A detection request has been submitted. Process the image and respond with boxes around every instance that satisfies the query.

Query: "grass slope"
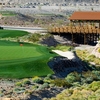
[0,30,29,38]
[0,40,56,78]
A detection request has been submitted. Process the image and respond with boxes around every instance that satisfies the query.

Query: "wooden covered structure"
[69,11,100,28]
[69,11,100,44]
[49,11,100,45]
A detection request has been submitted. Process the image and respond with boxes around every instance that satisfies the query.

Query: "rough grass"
[0,30,29,38]
[51,44,73,52]
[0,40,56,78]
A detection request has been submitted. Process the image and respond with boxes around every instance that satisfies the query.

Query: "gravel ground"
[75,44,95,53]
[28,87,64,100]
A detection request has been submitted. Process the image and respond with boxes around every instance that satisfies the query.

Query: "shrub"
[28,33,42,42]
[92,71,100,80]
[94,58,100,65]
[87,55,96,62]
[15,82,22,87]
[38,83,49,90]
[32,85,38,90]
[53,44,73,52]
[42,83,49,88]
[38,85,45,90]
[43,76,53,83]
[32,76,43,84]
[88,81,100,91]
[86,77,93,84]
[13,88,20,92]
[22,79,31,85]
[65,72,80,83]
[47,74,52,79]
[43,33,53,39]
[51,78,71,87]
[82,71,99,83]
[49,84,55,87]
[97,47,100,53]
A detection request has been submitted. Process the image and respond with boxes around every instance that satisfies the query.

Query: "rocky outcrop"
[40,36,58,46]
[48,56,90,78]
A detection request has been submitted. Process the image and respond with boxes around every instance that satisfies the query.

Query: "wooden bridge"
[49,11,100,45]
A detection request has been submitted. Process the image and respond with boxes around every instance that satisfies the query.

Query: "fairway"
[0,40,56,78]
[0,30,29,38]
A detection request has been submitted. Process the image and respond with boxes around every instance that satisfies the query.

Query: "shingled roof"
[69,11,100,20]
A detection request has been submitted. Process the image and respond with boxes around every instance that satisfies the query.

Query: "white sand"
[52,50,77,60]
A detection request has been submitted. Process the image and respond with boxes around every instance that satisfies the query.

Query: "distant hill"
[1,0,100,5]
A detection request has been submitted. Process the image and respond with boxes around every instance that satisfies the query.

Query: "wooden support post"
[93,34,94,44]
[99,22,100,29]
[72,33,74,44]
[84,33,86,44]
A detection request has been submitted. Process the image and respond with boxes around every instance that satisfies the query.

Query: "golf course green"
[0,30,56,78]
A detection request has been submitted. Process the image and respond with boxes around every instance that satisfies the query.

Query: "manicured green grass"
[0,40,56,78]
[0,11,16,16]
[0,30,29,38]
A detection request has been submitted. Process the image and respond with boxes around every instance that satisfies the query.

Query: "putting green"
[0,40,56,78]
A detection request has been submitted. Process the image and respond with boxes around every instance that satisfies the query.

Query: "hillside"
[5,0,100,4]
[0,12,68,27]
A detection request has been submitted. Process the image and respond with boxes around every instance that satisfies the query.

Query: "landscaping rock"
[48,56,89,78]
[40,36,58,46]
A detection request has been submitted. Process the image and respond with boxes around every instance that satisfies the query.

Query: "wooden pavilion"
[69,11,100,44]
[49,11,100,45]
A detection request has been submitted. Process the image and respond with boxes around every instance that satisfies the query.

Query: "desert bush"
[15,82,22,87]
[22,79,31,85]
[43,76,53,83]
[13,88,20,92]
[37,83,49,90]
[38,85,45,90]
[38,83,49,90]
[32,85,38,90]
[92,71,100,80]
[88,95,97,100]
[54,44,73,52]
[49,84,55,87]
[65,72,81,83]
[47,74,52,79]
[50,97,56,100]
[97,47,100,53]
[50,81,100,100]
[51,78,71,87]
[28,33,42,42]
[43,33,53,39]
[86,77,93,84]
[87,55,96,62]
[43,83,49,88]
[82,71,98,83]
[76,49,89,60]
[95,89,100,97]
[94,58,100,65]
[32,76,43,84]
[88,81,100,91]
